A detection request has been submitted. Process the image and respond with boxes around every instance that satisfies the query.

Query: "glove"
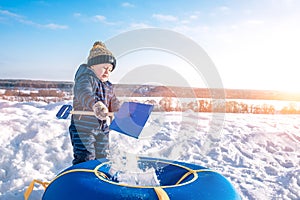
[93,101,108,120]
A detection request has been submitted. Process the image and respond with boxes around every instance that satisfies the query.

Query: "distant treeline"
[1,92,299,114]
[117,85,300,101]
[157,97,300,114]
[1,79,300,101]
[1,78,300,99]
[0,79,73,91]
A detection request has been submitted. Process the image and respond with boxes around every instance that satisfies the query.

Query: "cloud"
[94,15,106,22]
[152,14,178,22]
[217,6,230,13]
[73,13,82,18]
[0,9,68,30]
[73,13,117,26]
[129,22,152,29]
[0,9,22,18]
[43,23,68,30]
[189,15,199,20]
[93,15,116,25]
[121,2,135,8]
[209,6,231,17]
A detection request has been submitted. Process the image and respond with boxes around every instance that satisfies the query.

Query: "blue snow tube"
[42,157,241,200]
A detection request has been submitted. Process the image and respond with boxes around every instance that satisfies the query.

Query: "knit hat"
[87,41,116,70]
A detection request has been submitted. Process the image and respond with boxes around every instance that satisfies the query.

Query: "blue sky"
[1,0,300,92]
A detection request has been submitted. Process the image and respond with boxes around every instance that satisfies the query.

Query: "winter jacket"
[70,64,120,134]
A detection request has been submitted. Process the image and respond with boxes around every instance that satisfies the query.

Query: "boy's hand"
[93,101,108,120]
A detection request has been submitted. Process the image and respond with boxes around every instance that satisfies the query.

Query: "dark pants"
[69,123,109,165]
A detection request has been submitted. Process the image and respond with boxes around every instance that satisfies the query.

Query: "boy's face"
[91,63,113,82]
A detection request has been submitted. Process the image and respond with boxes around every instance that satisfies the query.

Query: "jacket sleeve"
[73,75,96,110]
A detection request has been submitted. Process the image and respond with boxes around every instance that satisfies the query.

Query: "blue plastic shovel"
[56,102,154,139]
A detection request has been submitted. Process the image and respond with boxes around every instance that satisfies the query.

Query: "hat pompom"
[92,41,106,49]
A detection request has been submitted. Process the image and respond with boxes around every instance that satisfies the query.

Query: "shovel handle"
[56,105,113,119]
[56,105,73,119]
[70,110,114,117]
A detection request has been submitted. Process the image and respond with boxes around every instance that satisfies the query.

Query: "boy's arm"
[73,76,96,110]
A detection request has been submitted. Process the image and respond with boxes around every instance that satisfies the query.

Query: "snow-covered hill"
[0,100,299,199]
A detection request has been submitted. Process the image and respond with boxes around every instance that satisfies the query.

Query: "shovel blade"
[110,102,154,139]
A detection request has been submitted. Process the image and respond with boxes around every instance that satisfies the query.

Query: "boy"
[69,41,120,165]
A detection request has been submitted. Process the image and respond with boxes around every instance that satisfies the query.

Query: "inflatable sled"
[37,157,240,200]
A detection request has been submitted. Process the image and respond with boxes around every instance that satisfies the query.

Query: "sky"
[1,0,300,92]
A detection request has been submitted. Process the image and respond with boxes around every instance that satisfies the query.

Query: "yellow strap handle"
[24,168,109,200]
[176,169,213,185]
[154,169,213,200]
[154,187,170,200]
[24,179,49,200]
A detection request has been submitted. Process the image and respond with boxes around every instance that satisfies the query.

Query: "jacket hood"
[74,64,97,81]
[74,64,112,86]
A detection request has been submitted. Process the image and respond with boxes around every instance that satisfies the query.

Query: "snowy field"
[0,100,299,200]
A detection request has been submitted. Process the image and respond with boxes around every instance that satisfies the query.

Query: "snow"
[0,99,299,200]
